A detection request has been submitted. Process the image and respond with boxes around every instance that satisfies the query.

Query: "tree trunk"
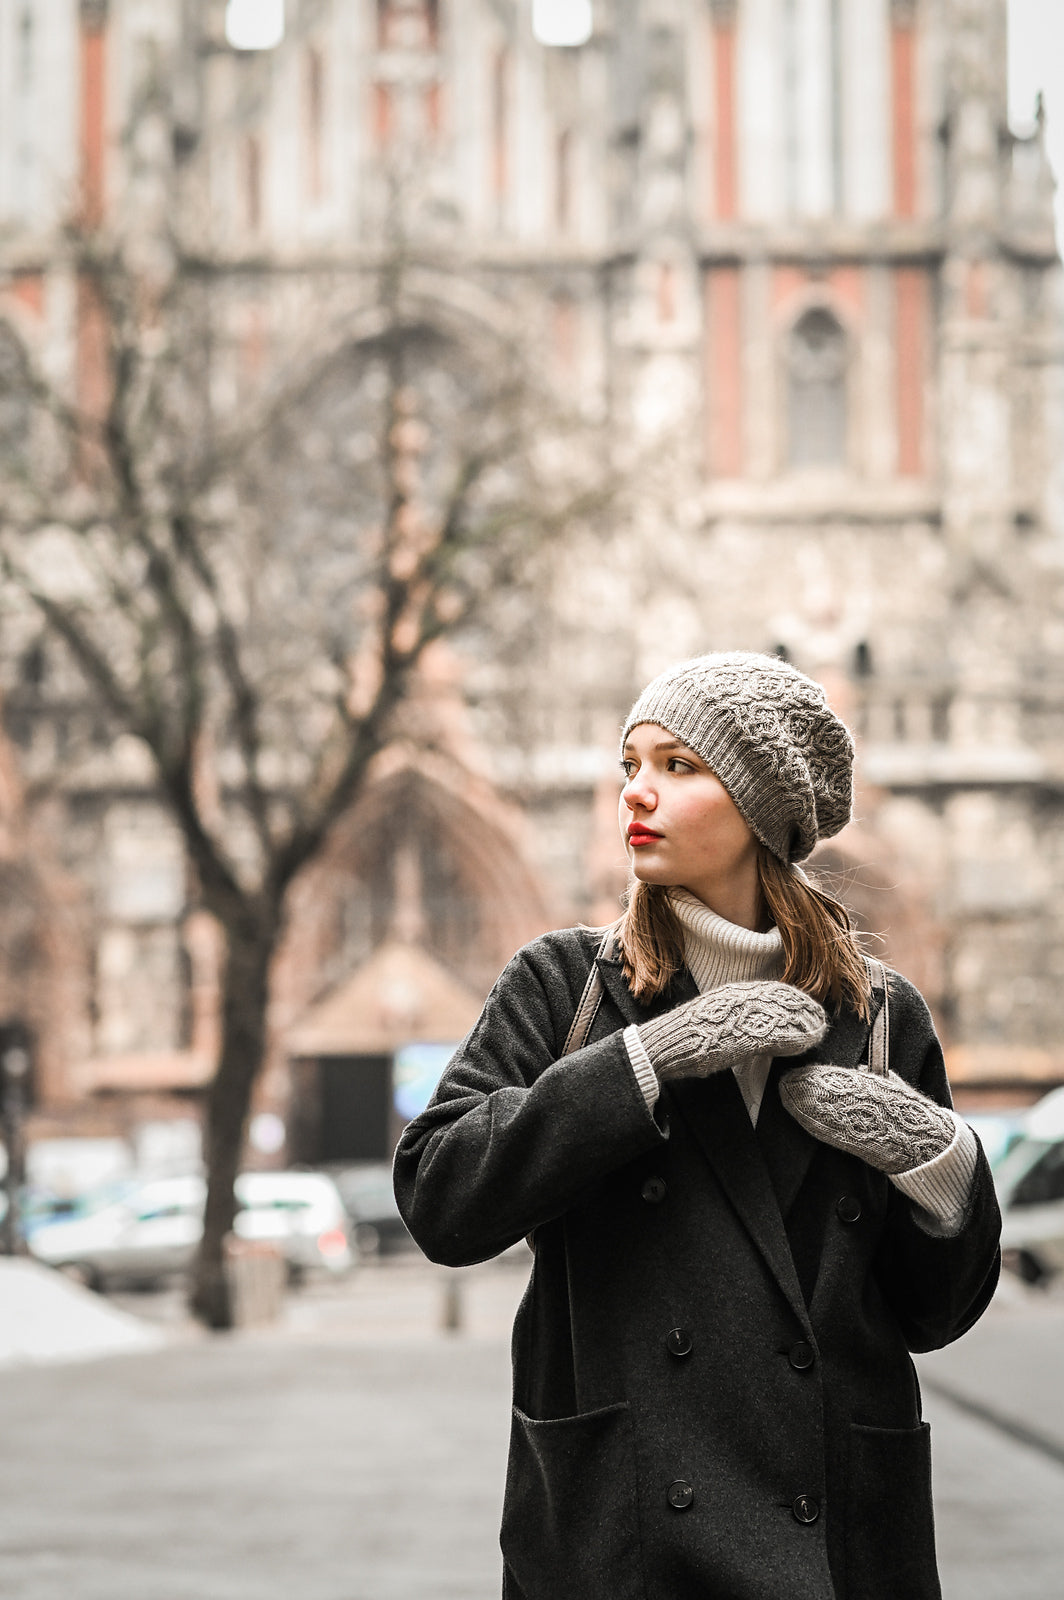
[188,917,276,1328]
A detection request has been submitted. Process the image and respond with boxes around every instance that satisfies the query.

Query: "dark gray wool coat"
[393,928,1002,1600]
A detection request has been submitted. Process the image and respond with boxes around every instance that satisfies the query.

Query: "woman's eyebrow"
[622,738,694,755]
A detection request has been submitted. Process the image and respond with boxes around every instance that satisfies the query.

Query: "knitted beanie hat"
[621,651,854,863]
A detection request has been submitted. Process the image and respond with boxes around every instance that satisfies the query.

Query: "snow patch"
[0,1259,166,1367]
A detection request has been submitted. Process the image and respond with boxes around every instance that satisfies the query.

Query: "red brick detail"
[12,274,44,319]
[828,266,864,317]
[705,266,743,477]
[79,12,107,226]
[712,14,737,220]
[552,294,576,377]
[241,306,266,384]
[76,274,109,430]
[772,265,807,314]
[964,260,987,320]
[373,83,394,149]
[426,81,442,139]
[890,15,916,217]
[895,267,924,478]
[657,262,676,324]
[305,48,324,202]
[492,51,509,199]
[773,267,862,326]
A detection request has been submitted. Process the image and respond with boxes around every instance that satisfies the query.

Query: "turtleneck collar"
[668,888,784,994]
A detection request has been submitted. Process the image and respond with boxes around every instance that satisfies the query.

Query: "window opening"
[787,307,848,469]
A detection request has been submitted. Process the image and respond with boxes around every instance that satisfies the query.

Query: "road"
[0,1258,1061,1600]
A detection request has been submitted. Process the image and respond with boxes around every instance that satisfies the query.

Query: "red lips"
[627,823,662,845]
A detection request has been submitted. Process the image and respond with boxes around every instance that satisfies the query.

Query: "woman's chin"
[630,859,673,887]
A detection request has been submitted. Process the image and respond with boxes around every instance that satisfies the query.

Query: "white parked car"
[30,1170,354,1291]
[995,1087,1064,1284]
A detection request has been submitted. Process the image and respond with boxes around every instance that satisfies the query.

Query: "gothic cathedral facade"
[0,0,1061,1136]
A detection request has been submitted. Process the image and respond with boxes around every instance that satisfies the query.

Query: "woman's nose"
[624,774,656,811]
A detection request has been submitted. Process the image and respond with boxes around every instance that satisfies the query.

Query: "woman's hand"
[636,981,828,1082]
[779,1064,955,1173]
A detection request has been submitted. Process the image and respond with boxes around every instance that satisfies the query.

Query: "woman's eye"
[620,760,636,779]
[668,758,695,774]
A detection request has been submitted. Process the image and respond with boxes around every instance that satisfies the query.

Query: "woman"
[393,651,1001,1600]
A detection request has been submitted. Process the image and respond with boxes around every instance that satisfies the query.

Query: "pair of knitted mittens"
[636,982,954,1175]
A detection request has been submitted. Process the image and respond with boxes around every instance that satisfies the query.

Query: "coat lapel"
[593,954,697,1029]
[754,1059,819,1219]
[756,983,887,1218]
[669,1071,813,1331]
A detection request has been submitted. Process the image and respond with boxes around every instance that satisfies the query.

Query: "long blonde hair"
[618,846,872,1020]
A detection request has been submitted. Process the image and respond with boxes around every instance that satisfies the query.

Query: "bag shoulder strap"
[565,934,890,1070]
[562,921,621,1057]
[864,955,890,1077]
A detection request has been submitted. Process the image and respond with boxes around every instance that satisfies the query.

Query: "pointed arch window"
[787,307,848,469]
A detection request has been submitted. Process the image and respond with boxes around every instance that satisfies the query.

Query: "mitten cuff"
[634,1008,699,1078]
[624,1025,661,1110]
[890,1114,979,1238]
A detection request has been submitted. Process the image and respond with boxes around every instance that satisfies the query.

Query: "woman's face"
[619,723,760,917]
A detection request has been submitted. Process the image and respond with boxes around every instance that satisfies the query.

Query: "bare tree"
[0,204,606,1322]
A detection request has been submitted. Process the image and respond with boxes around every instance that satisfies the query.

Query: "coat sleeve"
[871,976,1002,1353]
[392,933,669,1267]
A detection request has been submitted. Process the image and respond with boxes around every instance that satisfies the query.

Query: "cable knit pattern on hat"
[621,652,854,862]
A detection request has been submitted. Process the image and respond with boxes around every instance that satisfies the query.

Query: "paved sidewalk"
[0,1262,1061,1600]
[0,1333,511,1600]
[917,1279,1064,1600]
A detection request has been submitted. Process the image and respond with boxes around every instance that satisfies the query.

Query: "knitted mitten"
[636,981,828,1083]
[778,1064,955,1174]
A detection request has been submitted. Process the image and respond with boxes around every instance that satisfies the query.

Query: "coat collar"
[596,952,886,1324]
[594,951,698,1026]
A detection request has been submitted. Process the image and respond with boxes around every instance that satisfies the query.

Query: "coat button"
[792,1494,820,1524]
[641,1177,667,1204]
[788,1340,815,1371]
[837,1195,862,1224]
[667,1480,694,1510]
[665,1328,693,1358]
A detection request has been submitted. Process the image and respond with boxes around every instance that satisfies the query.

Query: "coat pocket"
[501,1401,644,1600]
[845,1421,940,1600]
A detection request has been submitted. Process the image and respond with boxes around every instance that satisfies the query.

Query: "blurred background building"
[1,0,1062,1165]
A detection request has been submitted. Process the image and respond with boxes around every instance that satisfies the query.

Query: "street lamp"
[1,1036,31,1257]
